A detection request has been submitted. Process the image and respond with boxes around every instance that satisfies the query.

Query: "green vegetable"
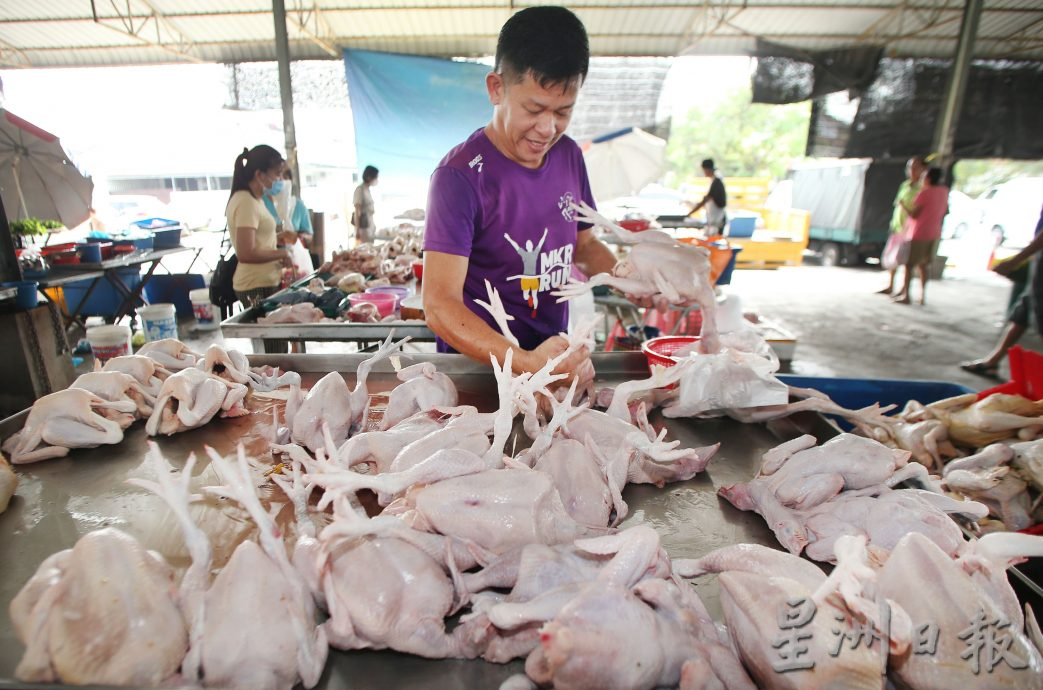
[8,218,63,236]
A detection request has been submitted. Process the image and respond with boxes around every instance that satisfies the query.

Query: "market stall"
[38,246,200,331]
[0,352,797,687]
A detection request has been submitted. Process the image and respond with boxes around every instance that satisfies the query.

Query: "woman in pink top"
[894,167,948,305]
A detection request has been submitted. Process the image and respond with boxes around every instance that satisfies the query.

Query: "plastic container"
[2,280,39,310]
[412,260,424,281]
[143,273,206,316]
[365,285,410,309]
[977,346,1043,401]
[641,336,701,371]
[348,292,396,318]
[152,226,183,248]
[77,243,102,263]
[136,303,177,342]
[777,375,973,413]
[717,246,743,285]
[64,267,143,317]
[86,324,132,363]
[190,288,219,329]
[727,217,756,238]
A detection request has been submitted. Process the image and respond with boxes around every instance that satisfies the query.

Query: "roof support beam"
[287,2,340,58]
[932,0,982,172]
[273,0,301,196]
[89,0,204,64]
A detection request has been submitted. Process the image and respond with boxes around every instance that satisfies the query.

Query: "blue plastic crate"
[143,273,206,316]
[63,267,143,317]
[778,375,972,429]
[728,216,756,238]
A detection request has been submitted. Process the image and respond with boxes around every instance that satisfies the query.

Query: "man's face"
[907,158,925,182]
[703,166,714,178]
[487,71,579,169]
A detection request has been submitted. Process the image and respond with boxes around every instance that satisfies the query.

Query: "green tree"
[666,86,810,185]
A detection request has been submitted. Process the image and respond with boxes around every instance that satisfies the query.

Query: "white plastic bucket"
[86,325,132,363]
[190,288,219,330]
[136,303,177,342]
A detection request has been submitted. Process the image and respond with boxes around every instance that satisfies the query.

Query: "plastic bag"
[881,233,910,270]
[288,238,313,279]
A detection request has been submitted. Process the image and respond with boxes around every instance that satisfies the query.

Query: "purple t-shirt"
[424,128,595,352]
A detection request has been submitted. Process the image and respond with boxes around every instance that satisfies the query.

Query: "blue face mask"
[267,179,285,195]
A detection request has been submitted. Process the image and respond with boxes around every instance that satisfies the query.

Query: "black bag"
[210,228,239,309]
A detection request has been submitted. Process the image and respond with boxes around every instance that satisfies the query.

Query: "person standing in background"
[878,155,925,296]
[893,166,948,305]
[352,165,379,245]
[686,158,727,236]
[225,145,292,307]
[264,168,315,269]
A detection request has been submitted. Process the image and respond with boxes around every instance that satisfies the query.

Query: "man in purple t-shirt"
[423,6,618,383]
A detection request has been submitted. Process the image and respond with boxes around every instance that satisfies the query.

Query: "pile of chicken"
[1,339,300,465]
[320,236,420,292]
[838,390,1043,533]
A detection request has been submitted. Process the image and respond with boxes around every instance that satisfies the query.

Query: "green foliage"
[666,86,811,185]
[8,218,63,236]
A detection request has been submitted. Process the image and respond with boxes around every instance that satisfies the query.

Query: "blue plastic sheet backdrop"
[343,49,490,181]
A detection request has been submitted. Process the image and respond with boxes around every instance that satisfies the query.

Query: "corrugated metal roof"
[0,0,1040,67]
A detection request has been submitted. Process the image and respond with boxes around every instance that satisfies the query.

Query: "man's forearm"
[425,296,541,373]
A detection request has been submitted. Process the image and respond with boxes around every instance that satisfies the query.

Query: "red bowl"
[412,260,424,281]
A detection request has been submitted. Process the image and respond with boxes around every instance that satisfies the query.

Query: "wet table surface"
[0,352,818,690]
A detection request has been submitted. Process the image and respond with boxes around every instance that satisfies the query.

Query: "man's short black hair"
[701,158,716,171]
[926,167,942,185]
[362,165,379,183]
[495,6,589,89]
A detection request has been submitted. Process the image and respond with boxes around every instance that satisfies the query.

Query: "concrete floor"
[166,262,1041,394]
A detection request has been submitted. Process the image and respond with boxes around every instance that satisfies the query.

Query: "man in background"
[686,158,727,235]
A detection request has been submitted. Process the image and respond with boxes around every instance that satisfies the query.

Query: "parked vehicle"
[789,158,905,266]
[974,177,1043,250]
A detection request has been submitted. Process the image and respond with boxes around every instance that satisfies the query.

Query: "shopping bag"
[882,233,909,270]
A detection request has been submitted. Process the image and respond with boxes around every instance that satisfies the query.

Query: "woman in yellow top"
[225,145,295,307]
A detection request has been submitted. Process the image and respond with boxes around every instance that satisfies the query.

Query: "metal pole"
[272,0,301,196]
[931,0,983,179]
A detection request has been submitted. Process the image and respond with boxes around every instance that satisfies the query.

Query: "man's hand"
[625,292,655,309]
[993,258,1020,278]
[528,335,591,389]
[277,229,298,246]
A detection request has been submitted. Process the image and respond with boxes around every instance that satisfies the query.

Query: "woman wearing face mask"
[225,145,294,307]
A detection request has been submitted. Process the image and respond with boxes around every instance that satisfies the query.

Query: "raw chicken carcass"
[71,370,156,421]
[554,201,721,353]
[199,446,328,689]
[290,333,407,452]
[676,538,902,690]
[387,466,608,555]
[0,451,17,513]
[258,303,325,324]
[2,388,134,464]
[137,338,201,371]
[951,473,1034,532]
[333,409,447,473]
[197,344,301,392]
[308,500,480,658]
[878,531,1043,690]
[561,404,718,487]
[9,528,187,686]
[145,367,249,436]
[925,392,1043,447]
[97,354,169,394]
[380,362,459,430]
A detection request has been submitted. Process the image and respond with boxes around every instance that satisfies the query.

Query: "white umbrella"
[0,109,93,227]
[581,127,666,204]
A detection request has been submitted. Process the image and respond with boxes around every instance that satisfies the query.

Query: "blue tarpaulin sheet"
[343,49,490,181]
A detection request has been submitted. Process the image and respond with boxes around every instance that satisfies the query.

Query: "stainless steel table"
[219,275,434,352]
[0,352,829,689]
